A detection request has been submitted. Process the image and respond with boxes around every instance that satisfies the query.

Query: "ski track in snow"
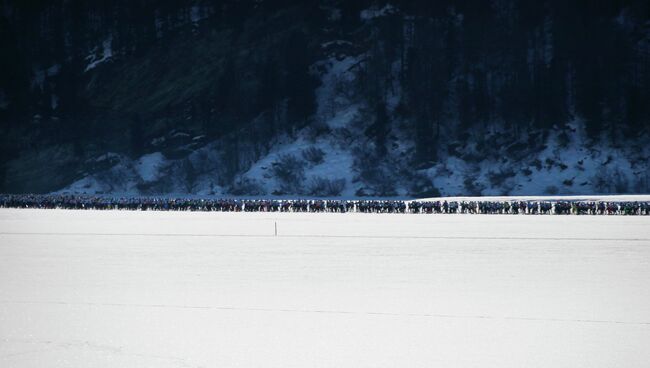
[0,300,647,326]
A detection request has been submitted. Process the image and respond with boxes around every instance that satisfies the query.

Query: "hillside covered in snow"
[1,1,649,197]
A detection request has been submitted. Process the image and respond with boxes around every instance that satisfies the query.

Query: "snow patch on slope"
[425,122,650,196]
[63,152,169,195]
[315,56,360,122]
[135,152,167,182]
[238,55,365,196]
[241,134,356,196]
[85,36,113,72]
[56,49,650,198]
[60,54,368,197]
[361,4,397,20]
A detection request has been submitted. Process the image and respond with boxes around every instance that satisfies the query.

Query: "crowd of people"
[1,194,649,215]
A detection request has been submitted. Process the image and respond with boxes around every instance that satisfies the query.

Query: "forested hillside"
[1,0,649,196]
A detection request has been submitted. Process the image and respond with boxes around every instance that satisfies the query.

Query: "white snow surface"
[1,209,649,367]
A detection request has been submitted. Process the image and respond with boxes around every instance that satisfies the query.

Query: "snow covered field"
[1,209,649,368]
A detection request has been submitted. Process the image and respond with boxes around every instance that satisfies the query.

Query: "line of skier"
[1,194,649,215]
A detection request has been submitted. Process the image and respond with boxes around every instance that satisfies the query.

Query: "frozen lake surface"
[1,209,649,367]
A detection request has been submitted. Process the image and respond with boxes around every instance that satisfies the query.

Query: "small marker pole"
[275,221,277,236]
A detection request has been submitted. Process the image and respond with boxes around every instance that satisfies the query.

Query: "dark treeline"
[355,0,650,163]
[1,0,320,137]
[0,0,323,191]
[0,0,649,192]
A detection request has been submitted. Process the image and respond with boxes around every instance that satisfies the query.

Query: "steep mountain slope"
[1,1,649,196]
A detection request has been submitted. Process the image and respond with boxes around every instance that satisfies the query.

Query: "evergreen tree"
[284,30,317,132]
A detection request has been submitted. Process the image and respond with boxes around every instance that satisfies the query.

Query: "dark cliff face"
[1,1,649,195]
